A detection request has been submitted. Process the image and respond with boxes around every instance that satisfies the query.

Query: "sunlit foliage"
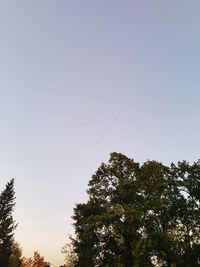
[71,153,200,267]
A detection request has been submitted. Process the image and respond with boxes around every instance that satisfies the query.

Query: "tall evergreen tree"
[0,179,17,267]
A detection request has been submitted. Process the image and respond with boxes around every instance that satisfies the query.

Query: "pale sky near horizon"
[1,1,200,266]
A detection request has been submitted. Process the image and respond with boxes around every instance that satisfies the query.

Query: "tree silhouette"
[0,179,17,267]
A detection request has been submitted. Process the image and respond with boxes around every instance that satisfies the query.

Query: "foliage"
[62,242,77,267]
[0,179,17,267]
[8,241,23,267]
[20,257,32,267]
[21,251,51,267]
[71,153,200,267]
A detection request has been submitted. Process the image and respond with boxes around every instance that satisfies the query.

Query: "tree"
[71,152,200,267]
[31,251,51,267]
[72,153,147,266]
[21,251,51,267]
[61,242,77,267]
[20,257,32,267]
[8,241,23,267]
[0,179,17,267]
[170,161,200,266]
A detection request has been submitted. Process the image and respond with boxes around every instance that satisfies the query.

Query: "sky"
[0,1,200,266]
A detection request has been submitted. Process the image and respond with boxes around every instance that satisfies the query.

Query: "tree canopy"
[71,153,200,267]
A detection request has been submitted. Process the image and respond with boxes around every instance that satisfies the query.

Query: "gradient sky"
[0,1,200,266]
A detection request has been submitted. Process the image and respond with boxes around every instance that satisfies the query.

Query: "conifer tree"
[0,179,17,267]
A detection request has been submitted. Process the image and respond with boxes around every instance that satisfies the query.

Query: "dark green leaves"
[72,153,200,267]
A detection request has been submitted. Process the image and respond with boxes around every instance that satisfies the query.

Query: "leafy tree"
[20,257,32,267]
[138,160,180,266]
[8,241,23,267]
[72,153,147,266]
[71,153,200,267]
[62,242,77,267]
[0,179,17,267]
[31,251,51,267]
[170,161,200,266]
[21,251,51,267]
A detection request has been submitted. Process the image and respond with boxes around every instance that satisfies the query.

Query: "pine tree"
[0,179,17,267]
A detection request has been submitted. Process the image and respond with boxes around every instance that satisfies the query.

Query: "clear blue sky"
[0,1,200,266]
